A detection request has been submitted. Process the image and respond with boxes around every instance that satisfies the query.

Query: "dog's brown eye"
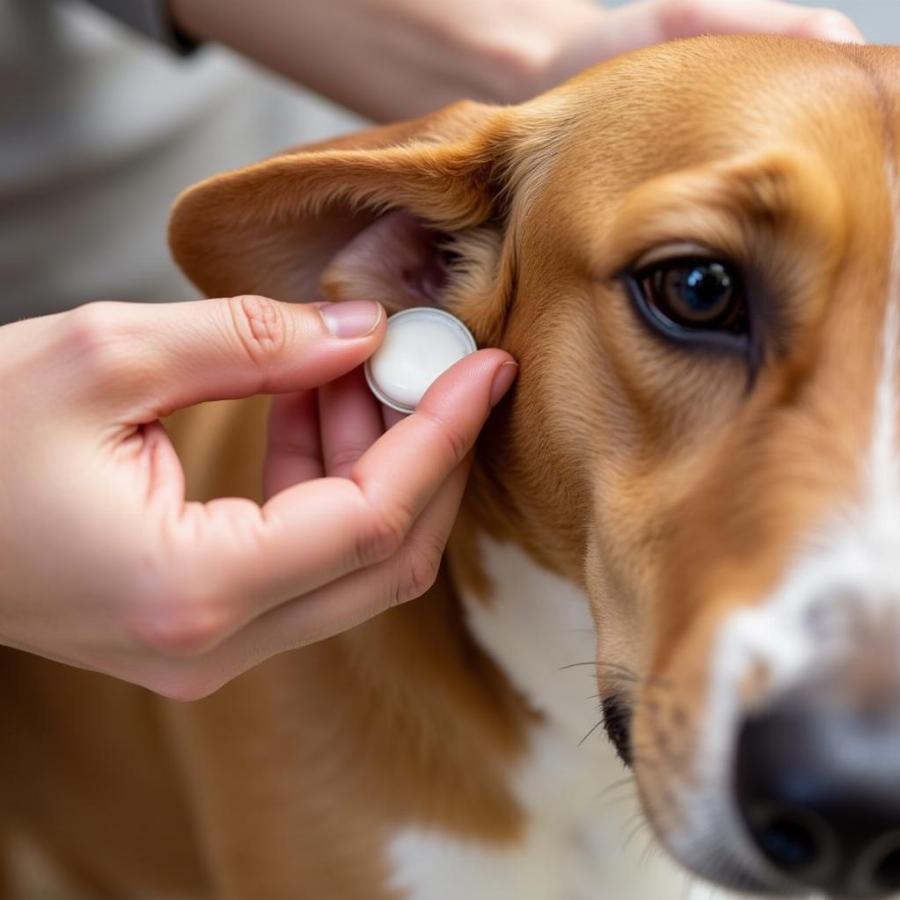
[648,261,737,326]
[642,260,743,330]
[624,257,749,353]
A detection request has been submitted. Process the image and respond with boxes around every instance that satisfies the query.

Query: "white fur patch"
[674,166,900,887]
[460,538,602,739]
[388,538,708,900]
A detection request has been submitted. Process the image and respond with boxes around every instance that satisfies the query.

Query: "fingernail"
[320,301,383,338]
[489,361,518,407]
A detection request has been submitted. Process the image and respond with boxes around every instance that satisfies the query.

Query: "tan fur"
[5,36,900,898]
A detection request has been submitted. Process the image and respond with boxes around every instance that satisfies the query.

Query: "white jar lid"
[364,307,478,414]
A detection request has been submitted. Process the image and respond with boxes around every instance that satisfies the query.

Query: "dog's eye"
[646,260,738,326]
[626,257,748,345]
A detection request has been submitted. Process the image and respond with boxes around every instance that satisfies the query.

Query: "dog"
[3,33,900,900]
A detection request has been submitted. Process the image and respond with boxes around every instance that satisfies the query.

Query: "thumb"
[78,296,386,417]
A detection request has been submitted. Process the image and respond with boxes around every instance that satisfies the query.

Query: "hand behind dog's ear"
[169,100,523,337]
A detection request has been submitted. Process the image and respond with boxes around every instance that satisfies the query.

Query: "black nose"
[735,691,900,899]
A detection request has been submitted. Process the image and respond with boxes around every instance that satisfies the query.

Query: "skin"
[170,0,864,121]
[0,295,516,698]
[0,0,862,698]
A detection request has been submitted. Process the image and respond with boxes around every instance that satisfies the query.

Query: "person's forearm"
[168,0,863,123]
[168,0,602,121]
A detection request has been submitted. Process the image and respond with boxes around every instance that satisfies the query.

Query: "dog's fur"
[3,35,900,899]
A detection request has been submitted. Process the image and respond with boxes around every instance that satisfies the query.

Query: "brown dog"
[4,34,900,900]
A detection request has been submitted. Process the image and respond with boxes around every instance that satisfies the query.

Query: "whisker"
[597,774,635,800]
[624,815,650,851]
[559,661,676,694]
[601,791,641,810]
[597,780,638,799]
[559,660,640,681]
[640,833,661,868]
[578,717,605,748]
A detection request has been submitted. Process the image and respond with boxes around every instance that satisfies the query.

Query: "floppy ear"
[168,100,519,342]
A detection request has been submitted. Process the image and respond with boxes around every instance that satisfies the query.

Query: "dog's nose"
[735,690,900,899]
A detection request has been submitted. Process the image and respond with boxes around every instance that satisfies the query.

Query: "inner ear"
[320,210,511,345]
[321,211,452,310]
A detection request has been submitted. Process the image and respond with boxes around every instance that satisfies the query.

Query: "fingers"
[646,0,863,44]
[132,349,516,657]
[58,296,386,419]
[263,390,323,497]
[246,348,514,600]
[349,351,517,526]
[264,367,384,499]
[263,363,417,498]
[797,9,865,44]
[124,456,472,700]
[544,0,863,95]
[318,367,385,478]
[381,406,407,430]
[249,457,473,658]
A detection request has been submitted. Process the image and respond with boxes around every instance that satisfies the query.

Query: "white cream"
[365,308,477,413]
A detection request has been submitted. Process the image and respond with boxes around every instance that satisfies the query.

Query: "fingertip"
[374,349,517,430]
[442,347,517,382]
[489,360,519,408]
[802,9,865,44]
[418,348,517,417]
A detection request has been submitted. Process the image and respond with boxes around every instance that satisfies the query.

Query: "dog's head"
[171,36,900,898]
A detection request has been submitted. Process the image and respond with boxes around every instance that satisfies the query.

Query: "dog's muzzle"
[734,683,900,899]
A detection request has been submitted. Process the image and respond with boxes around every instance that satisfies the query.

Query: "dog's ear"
[169,100,522,340]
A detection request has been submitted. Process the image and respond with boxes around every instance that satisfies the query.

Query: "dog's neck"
[446,421,600,741]
[449,530,598,738]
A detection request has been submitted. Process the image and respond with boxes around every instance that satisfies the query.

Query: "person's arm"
[167,0,863,122]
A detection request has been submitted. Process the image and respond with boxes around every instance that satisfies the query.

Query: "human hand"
[172,0,863,121]
[528,0,865,99]
[0,296,516,698]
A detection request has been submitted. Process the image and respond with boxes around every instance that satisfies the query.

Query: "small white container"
[364,307,478,414]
